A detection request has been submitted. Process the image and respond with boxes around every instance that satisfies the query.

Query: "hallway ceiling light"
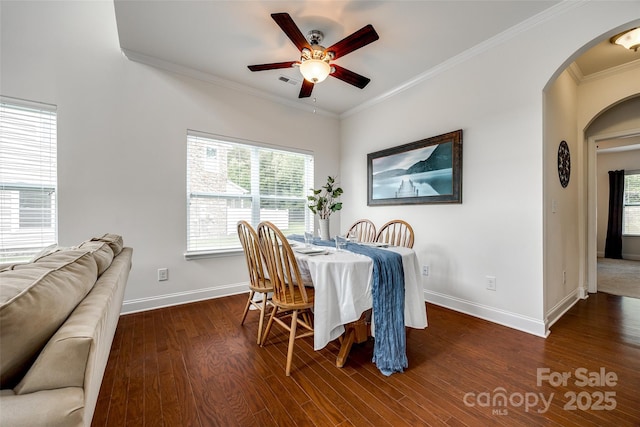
[610,27,640,51]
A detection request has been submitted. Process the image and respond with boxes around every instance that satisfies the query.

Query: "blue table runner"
[289,235,407,375]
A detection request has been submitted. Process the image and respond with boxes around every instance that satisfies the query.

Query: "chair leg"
[240,290,255,325]
[285,310,298,376]
[261,305,278,347]
[256,292,268,344]
[301,311,312,328]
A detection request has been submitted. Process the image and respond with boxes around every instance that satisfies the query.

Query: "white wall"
[341,1,640,336]
[0,1,341,311]
[543,70,579,318]
[587,96,640,136]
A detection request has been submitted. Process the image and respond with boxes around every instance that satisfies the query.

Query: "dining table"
[288,236,428,375]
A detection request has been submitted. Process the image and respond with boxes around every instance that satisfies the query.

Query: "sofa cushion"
[90,233,123,257]
[29,243,61,262]
[76,240,114,276]
[0,249,98,388]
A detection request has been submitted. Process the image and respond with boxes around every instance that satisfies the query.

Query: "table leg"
[336,328,355,367]
[335,309,371,367]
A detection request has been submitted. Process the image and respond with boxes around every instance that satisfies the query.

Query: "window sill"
[184,248,243,260]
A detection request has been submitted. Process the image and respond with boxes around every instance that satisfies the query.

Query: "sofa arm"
[0,387,84,427]
[14,248,132,396]
[14,332,92,394]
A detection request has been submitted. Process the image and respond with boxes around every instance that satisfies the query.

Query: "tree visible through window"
[623,171,640,236]
[186,131,314,253]
[0,97,57,262]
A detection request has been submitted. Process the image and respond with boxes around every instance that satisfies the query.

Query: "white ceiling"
[573,37,640,77]
[114,0,640,117]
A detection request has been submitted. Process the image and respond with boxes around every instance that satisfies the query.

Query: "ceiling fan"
[248,13,379,98]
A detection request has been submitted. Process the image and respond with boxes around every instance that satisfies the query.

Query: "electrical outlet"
[422,265,430,276]
[486,275,496,291]
[563,270,566,285]
[158,268,168,281]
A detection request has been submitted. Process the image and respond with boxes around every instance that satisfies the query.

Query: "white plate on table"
[294,247,328,256]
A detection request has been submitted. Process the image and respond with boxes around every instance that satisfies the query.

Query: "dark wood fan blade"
[271,13,310,51]
[298,79,314,98]
[248,61,297,71]
[330,64,371,89]
[325,24,379,59]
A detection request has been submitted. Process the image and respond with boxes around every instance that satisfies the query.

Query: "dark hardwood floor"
[92,292,640,426]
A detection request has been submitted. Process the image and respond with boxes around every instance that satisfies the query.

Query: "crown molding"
[566,62,583,85]
[576,58,640,85]
[341,0,588,118]
[121,1,592,121]
[121,48,338,119]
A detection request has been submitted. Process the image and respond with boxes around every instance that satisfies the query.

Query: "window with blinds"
[0,97,57,263]
[624,171,640,236]
[186,131,314,255]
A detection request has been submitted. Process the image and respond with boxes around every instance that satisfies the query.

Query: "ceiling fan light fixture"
[248,13,379,98]
[610,27,640,51]
[299,58,331,83]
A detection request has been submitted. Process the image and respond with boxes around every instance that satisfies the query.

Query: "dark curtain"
[604,170,625,259]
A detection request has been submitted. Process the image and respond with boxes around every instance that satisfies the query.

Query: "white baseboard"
[424,290,548,338]
[578,286,588,299]
[545,289,582,331]
[121,282,248,314]
[124,284,561,339]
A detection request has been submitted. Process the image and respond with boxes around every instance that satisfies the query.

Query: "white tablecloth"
[293,244,428,350]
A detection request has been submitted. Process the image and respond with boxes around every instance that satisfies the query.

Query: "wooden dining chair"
[346,219,377,243]
[237,221,274,344]
[257,221,314,376]
[376,219,415,248]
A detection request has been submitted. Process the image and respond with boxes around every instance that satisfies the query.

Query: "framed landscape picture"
[367,129,462,205]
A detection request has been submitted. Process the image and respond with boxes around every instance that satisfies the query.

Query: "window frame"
[0,96,58,263]
[185,131,314,259]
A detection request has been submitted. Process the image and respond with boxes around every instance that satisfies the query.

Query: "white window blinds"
[186,131,314,254]
[624,171,640,236]
[0,97,57,263]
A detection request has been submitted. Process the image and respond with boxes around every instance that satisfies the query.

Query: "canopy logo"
[462,367,618,416]
[463,388,553,415]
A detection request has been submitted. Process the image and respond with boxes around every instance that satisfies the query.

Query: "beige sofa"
[0,234,132,427]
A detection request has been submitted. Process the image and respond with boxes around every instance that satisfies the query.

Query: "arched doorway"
[585,96,640,295]
[543,20,640,330]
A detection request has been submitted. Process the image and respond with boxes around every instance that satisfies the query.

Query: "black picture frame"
[367,129,463,206]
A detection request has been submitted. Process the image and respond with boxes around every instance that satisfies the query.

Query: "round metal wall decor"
[557,140,570,188]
